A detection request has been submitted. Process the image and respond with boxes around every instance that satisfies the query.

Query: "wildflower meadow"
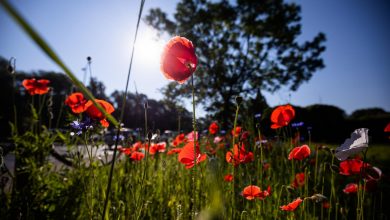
[1,0,389,220]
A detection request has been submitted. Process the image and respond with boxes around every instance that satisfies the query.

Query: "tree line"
[1,57,389,144]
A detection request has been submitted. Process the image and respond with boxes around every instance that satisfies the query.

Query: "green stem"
[101,1,146,218]
[231,101,240,219]
[191,74,197,219]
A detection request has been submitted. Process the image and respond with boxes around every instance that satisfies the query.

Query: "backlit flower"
[167,148,182,155]
[186,131,198,142]
[339,158,369,176]
[242,185,262,200]
[65,92,89,113]
[288,145,311,160]
[160,36,197,84]
[224,174,233,182]
[384,122,390,132]
[178,141,207,169]
[209,122,219,135]
[172,133,187,147]
[22,78,50,95]
[149,142,167,155]
[270,104,295,129]
[130,152,145,161]
[85,99,115,127]
[343,183,358,194]
[226,143,254,166]
[292,172,305,188]
[231,126,242,138]
[280,197,303,211]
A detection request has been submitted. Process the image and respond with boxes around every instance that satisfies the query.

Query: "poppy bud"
[331,164,339,173]
[7,65,14,74]
[235,96,243,106]
[286,185,295,193]
[7,57,16,74]
[87,56,92,62]
[309,194,327,203]
[147,131,153,141]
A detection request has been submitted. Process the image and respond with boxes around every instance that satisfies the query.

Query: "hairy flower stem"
[357,149,368,220]
[136,105,151,220]
[256,126,263,186]
[191,74,197,218]
[328,155,336,220]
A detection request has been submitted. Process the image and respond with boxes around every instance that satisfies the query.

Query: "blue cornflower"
[291,122,304,128]
[70,117,93,135]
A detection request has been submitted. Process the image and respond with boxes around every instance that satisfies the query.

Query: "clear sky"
[1,0,389,116]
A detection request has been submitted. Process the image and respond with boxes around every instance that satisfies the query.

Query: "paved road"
[1,144,119,193]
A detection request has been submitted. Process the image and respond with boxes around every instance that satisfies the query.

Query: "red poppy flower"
[178,141,207,169]
[263,162,270,171]
[322,201,330,209]
[65,92,89,113]
[280,197,303,211]
[242,185,262,200]
[118,146,132,156]
[132,141,143,152]
[339,158,369,176]
[292,172,305,188]
[22,78,50,95]
[343,183,358,194]
[205,145,217,155]
[241,131,250,140]
[231,126,242,138]
[149,142,166,155]
[226,143,254,166]
[288,145,311,160]
[385,122,390,132]
[257,186,272,200]
[172,133,187,147]
[85,99,115,127]
[186,131,198,142]
[167,148,182,155]
[130,151,145,161]
[209,122,219,135]
[270,104,295,129]
[224,174,234,182]
[160,36,197,84]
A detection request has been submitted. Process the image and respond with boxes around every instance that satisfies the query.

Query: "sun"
[134,27,165,66]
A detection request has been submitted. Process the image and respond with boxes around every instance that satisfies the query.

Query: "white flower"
[335,128,369,161]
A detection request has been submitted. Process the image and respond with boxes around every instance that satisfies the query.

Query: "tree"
[109,90,193,132]
[0,56,74,140]
[87,77,108,100]
[146,0,326,127]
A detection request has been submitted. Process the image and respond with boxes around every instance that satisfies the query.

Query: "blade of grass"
[102,0,146,218]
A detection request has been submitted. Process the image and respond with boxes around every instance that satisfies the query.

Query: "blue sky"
[1,0,389,116]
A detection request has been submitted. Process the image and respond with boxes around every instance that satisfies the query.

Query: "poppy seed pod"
[235,96,243,105]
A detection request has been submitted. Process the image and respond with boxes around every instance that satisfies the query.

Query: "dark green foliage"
[145,0,326,127]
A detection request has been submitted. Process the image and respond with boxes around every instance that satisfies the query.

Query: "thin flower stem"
[328,155,335,220]
[102,1,146,218]
[191,74,197,219]
[231,101,240,219]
